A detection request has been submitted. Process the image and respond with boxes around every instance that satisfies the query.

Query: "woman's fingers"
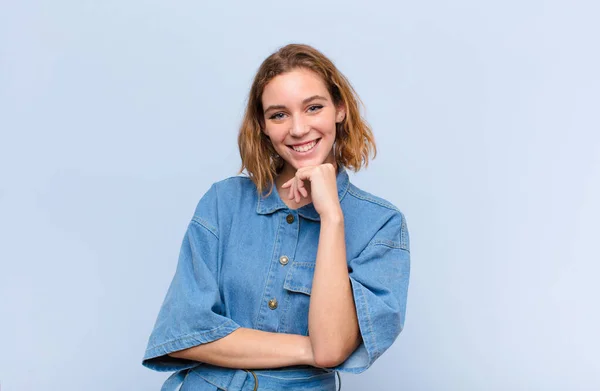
[294,180,301,203]
[298,182,308,198]
[282,169,312,203]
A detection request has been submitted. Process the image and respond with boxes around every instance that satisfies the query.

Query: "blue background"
[1,0,599,389]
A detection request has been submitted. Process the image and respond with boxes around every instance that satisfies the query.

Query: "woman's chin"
[293,159,323,169]
[282,152,333,172]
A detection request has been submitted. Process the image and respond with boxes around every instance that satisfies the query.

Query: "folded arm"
[309,213,362,367]
[168,327,315,369]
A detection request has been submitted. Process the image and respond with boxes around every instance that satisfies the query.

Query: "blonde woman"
[142,43,411,391]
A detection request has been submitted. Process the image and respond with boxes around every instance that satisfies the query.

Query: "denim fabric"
[142,165,411,390]
[178,365,337,391]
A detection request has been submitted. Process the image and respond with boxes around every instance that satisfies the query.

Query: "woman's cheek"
[309,115,335,132]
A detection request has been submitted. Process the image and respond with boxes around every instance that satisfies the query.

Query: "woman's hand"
[281,163,342,220]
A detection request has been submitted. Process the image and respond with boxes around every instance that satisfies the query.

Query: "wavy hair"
[237,43,377,196]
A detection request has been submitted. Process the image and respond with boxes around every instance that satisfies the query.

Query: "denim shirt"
[142,165,411,390]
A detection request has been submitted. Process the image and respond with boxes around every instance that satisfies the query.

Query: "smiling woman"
[259,68,344,205]
[142,43,411,391]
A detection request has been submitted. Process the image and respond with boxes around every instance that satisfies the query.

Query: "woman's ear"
[335,104,346,123]
[259,116,270,137]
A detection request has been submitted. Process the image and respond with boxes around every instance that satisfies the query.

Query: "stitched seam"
[285,286,311,295]
[190,217,219,239]
[284,262,314,294]
[357,279,380,360]
[291,262,315,269]
[254,212,283,327]
[258,368,328,374]
[146,320,237,351]
[370,240,410,252]
[338,175,349,203]
[400,212,409,250]
[187,371,226,391]
[346,186,400,212]
[256,372,333,380]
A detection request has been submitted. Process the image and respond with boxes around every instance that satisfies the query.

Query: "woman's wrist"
[320,209,344,225]
[299,335,316,366]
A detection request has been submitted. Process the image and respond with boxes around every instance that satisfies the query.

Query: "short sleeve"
[332,211,411,374]
[142,184,241,372]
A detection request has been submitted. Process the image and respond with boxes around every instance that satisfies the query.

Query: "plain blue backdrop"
[1,0,599,390]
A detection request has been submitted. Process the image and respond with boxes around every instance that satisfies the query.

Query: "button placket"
[276,210,300,333]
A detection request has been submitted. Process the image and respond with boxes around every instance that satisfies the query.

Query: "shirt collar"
[256,165,350,221]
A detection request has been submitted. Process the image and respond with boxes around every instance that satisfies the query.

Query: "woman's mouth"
[288,138,321,153]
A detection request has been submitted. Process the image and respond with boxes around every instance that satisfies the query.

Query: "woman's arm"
[309,212,362,367]
[168,327,315,369]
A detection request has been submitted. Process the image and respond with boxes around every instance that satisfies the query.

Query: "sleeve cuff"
[331,276,380,374]
[142,318,241,372]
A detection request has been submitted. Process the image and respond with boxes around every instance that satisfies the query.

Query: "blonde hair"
[237,43,377,196]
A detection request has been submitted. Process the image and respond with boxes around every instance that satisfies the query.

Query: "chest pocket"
[283,262,315,295]
[281,262,315,335]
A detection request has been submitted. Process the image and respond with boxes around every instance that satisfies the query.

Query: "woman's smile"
[288,138,322,154]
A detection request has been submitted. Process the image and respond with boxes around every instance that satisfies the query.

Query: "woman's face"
[261,68,345,176]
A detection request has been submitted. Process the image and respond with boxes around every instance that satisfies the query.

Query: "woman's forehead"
[262,68,330,106]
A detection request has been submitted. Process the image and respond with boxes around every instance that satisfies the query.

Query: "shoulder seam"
[190,216,219,240]
[370,238,410,251]
[346,185,400,212]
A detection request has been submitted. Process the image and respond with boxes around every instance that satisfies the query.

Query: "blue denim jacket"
[142,165,410,390]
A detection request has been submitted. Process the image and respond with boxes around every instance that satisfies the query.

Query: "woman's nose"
[289,117,310,137]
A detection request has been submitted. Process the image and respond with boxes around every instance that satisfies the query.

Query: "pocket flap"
[283,262,315,295]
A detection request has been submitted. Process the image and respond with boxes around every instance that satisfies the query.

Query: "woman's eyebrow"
[264,95,329,114]
[302,94,328,104]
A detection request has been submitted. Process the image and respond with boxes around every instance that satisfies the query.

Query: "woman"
[142,43,411,391]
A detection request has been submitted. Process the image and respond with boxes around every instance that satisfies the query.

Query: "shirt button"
[279,255,289,265]
[286,214,295,224]
[268,298,278,310]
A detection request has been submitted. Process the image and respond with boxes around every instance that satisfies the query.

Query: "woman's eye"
[269,112,285,120]
[308,105,323,112]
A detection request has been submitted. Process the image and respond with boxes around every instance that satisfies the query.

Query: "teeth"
[292,139,317,152]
